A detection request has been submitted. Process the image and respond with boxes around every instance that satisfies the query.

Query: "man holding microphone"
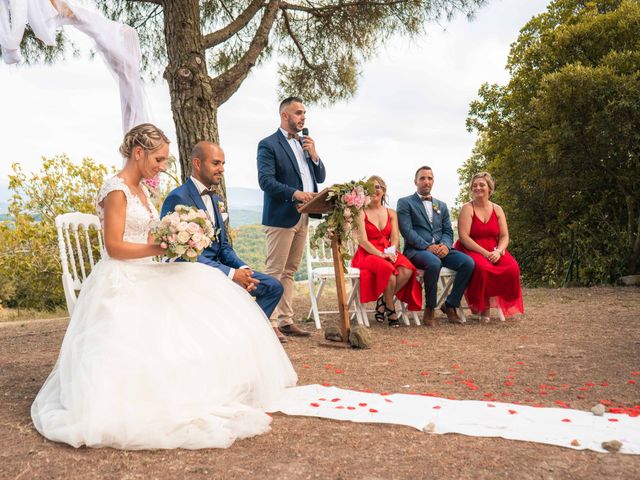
[257,96,327,342]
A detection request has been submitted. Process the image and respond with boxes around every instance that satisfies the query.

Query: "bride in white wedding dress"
[31,124,297,450]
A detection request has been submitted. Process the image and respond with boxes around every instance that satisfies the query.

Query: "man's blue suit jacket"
[397,192,454,258]
[160,179,245,276]
[257,130,326,228]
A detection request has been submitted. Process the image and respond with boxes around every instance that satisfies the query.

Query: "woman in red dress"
[454,172,524,322]
[352,176,422,327]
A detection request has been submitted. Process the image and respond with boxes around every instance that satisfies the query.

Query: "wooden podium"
[297,188,350,343]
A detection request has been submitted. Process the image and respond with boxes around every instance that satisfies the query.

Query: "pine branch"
[203,0,265,49]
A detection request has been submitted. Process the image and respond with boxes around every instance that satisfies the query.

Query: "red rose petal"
[608,418,619,422]
[508,409,518,415]
[516,361,524,365]
[331,398,341,402]
[384,398,393,403]
[336,405,344,409]
[310,402,320,407]
[577,395,585,399]
[324,364,333,369]
[303,364,310,369]
[505,381,514,387]
[506,375,515,380]
[266,412,272,417]
[561,418,571,423]
[600,382,609,387]
[420,371,430,376]
[318,398,326,401]
[586,382,596,387]
[630,372,639,376]
[508,368,517,373]
[451,364,461,369]
[358,403,367,407]
[484,393,494,397]
[433,406,441,409]
[487,403,496,408]
[334,369,344,374]
[628,380,637,385]
[347,406,356,410]
[578,387,588,391]
[369,408,378,413]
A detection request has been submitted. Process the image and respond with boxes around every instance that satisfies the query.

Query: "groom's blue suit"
[397,192,474,309]
[161,179,283,318]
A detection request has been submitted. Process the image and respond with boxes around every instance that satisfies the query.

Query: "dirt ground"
[1,286,639,480]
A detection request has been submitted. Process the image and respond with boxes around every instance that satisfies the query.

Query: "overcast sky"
[0,0,550,209]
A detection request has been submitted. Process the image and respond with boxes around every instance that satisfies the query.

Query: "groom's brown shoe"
[273,327,287,343]
[440,304,463,324]
[279,324,311,337]
[423,307,438,327]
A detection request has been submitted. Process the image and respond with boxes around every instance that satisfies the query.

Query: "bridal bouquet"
[155,205,216,261]
[310,179,374,266]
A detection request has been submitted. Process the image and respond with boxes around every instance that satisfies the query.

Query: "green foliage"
[0,157,114,310]
[460,0,640,285]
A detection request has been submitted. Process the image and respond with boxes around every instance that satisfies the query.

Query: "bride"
[31,124,297,450]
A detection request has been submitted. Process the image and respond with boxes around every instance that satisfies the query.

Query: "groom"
[397,166,474,327]
[161,142,284,335]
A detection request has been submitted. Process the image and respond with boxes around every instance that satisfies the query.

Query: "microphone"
[300,128,311,161]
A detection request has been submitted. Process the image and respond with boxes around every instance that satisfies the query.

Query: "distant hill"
[226,187,262,210]
[228,208,261,228]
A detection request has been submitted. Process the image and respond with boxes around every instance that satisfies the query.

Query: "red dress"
[351,210,422,311]
[454,208,524,316]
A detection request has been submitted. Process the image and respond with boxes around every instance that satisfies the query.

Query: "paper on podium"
[296,187,333,214]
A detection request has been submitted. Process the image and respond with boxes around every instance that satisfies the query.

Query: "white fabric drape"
[268,385,640,454]
[0,0,148,132]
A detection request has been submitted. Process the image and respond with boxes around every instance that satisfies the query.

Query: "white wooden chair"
[56,212,104,316]
[305,221,368,329]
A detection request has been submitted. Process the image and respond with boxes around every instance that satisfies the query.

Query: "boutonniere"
[217,200,226,214]
[432,202,441,215]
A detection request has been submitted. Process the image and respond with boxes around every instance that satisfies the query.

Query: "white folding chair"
[55,212,104,316]
[306,221,368,329]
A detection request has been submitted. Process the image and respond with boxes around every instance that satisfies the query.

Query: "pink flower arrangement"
[154,205,216,261]
[143,175,160,191]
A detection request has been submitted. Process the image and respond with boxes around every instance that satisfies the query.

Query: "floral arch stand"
[298,188,352,345]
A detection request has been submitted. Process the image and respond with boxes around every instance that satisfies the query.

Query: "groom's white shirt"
[190,176,249,279]
[190,176,216,227]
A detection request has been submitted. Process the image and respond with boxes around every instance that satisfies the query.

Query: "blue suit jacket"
[257,130,326,228]
[160,179,245,276]
[397,193,454,258]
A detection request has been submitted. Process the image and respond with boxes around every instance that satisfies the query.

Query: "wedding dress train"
[31,176,297,449]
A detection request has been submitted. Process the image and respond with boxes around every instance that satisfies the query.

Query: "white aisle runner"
[268,385,640,454]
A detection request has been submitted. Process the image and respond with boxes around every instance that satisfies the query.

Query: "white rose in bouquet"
[154,205,216,262]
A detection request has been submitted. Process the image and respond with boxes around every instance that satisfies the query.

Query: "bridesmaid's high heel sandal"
[386,306,400,328]
[375,296,386,323]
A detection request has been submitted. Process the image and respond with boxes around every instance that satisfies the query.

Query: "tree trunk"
[162,0,220,186]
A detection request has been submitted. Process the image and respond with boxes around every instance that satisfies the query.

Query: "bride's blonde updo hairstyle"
[119,123,170,158]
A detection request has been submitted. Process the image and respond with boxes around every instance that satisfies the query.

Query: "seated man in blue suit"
[397,166,474,327]
[161,141,284,340]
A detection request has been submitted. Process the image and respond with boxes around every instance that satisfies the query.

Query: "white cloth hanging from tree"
[0,0,148,132]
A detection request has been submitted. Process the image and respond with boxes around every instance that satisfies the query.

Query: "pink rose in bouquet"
[154,205,216,261]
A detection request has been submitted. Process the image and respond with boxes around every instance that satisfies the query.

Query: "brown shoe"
[273,327,287,343]
[279,324,311,337]
[423,307,438,327]
[440,304,463,324]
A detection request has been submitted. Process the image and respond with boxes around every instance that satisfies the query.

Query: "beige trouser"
[264,214,309,328]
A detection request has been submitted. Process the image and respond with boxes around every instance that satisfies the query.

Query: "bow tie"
[420,195,432,202]
[200,188,215,196]
[287,132,300,141]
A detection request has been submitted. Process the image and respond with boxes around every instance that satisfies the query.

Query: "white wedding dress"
[31,176,297,449]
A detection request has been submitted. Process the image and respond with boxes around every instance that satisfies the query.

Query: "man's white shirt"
[190,176,248,278]
[279,128,318,194]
